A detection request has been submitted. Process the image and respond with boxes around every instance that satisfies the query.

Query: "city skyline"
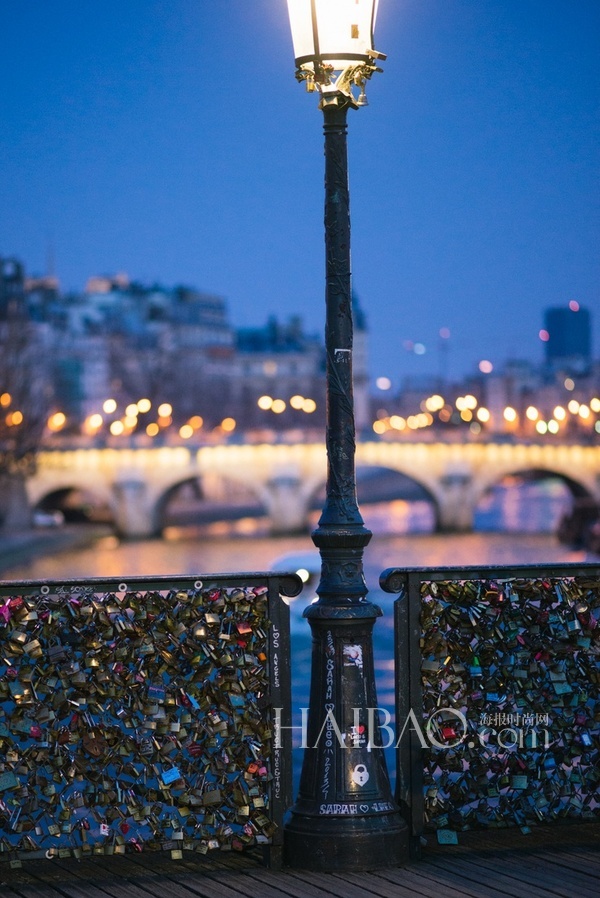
[2,1,599,386]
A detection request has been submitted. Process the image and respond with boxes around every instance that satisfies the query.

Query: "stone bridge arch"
[472,457,595,503]
[27,472,117,524]
[195,443,326,535]
[305,462,442,531]
[356,442,474,531]
[154,472,268,534]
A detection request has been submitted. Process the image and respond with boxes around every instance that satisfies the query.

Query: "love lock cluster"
[419,576,600,831]
[0,579,278,864]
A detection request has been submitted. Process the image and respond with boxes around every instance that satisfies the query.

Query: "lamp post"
[283,0,408,872]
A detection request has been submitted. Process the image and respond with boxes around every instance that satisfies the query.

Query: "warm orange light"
[271,399,286,414]
[579,404,590,419]
[221,417,236,432]
[179,424,194,439]
[158,403,172,417]
[567,400,580,414]
[146,423,159,436]
[389,415,406,430]
[188,415,204,429]
[425,394,444,412]
[290,395,304,410]
[0,392,11,407]
[553,406,566,420]
[302,398,317,413]
[526,406,539,421]
[137,398,151,413]
[257,395,273,410]
[47,412,66,431]
[86,414,103,431]
[476,407,491,423]
[372,420,387,434]
[503,407,517,422]
[110,421,124,436]
[103,398,117,414]
[125,403,138,418]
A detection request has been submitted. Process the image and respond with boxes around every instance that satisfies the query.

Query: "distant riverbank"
[0,525,110,576]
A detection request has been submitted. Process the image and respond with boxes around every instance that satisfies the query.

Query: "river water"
[2,484,598,787]
[2,478,593,584]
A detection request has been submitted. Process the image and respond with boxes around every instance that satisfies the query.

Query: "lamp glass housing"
[287,0,379,72]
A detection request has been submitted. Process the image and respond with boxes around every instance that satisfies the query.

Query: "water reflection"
[474,477,571,533]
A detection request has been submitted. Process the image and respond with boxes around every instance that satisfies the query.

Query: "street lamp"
[283,0,408,872]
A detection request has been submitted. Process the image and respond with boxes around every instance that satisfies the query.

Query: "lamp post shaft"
[283,96,409,871]
[312,99,371,601]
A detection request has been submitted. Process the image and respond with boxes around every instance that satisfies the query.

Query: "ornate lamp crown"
[286,0,386,105]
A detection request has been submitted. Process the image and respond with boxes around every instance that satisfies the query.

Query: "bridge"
[26,439,600,539]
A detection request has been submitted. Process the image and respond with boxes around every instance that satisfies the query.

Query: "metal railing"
[381,563,600,852]
[0,572,300,866]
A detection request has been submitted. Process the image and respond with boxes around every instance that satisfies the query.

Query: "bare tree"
[0,288,53,530]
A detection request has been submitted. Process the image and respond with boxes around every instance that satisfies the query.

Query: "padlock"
[46,636,68,663]
[351,764,370,787]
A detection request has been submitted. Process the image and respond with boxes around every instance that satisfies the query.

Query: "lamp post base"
[284,812,409,872]
[283,599,409,872]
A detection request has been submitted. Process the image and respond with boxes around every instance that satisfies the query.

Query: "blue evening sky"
[1,1,598,387]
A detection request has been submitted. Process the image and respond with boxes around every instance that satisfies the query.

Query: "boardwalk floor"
[1,823,598,898]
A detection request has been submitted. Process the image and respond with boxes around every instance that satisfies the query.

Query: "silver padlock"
[351,764,370,787]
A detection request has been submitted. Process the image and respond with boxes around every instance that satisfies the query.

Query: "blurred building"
[5,252,598,442]
[0,256,26,317]
[544,304,592,376]
[3,257,335,433]
[233,315,326,430]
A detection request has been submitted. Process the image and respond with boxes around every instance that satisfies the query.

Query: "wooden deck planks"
[1,825,598,898]
[529,847,600,876]
[331,869,441,898]
[472,854,600,898]
[375,864,507,898]
[395,858,520,898]
[284,869,386,898]
[426,852,594,898]
[234,867,337,898]
[57,854,254,898]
